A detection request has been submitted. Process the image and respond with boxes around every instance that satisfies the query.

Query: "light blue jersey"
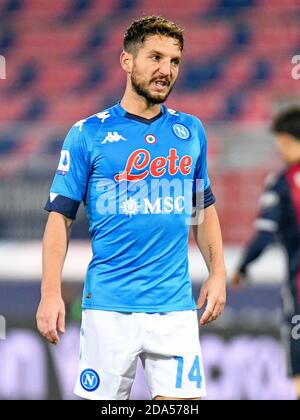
[45,102,215,312]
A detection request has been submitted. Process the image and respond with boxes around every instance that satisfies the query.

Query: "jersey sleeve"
[44,124,92,219]
[192,118,215,208]
[238,174,283,274]
[254,174,283,234]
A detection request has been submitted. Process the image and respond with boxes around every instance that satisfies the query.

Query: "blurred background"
[0,0,299,400]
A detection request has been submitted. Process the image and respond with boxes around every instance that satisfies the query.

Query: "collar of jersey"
[115,102,165,125]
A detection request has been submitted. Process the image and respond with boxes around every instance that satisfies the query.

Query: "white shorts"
[74,309,206,400]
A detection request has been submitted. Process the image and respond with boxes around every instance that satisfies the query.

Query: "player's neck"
[120,91,162,119]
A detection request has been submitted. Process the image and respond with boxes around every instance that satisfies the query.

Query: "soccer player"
[232,108,300,400]
[36,16,226,400]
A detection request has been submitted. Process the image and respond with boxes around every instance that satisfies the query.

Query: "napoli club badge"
[172,124,191,140]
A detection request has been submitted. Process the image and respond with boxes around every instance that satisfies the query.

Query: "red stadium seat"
[0,94,29,121]
[43,93,106,123]
[33,62,86,96]
[167,89,224,121]
[220,53,254,90]
[19,0,70,19]
[84,0,122,18]
[16,25,87,56]
[184,24,233,60]
[257,0,299,11]
[1,0,299,194]
[138,0,217,18]
[237,88,273,122]
[212,168,275,243]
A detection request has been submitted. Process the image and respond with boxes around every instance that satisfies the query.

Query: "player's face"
[275,133,298,164]
[130,35,182,104]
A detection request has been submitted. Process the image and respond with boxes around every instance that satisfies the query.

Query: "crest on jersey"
[172,124,191,140]
[57,150,70,175]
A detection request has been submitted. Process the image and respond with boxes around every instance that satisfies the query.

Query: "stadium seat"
[0,26,15,52]
[184,24,233,60]
[183,58,223,90]
[0,135,17,154]
[1,95,29,121]
[7,61,39,92]
[0,0,21,16]
[1,0,298,188]
[138,0,217,18]
[19,0,70,19]
[81,0,120,20]
[21,97,47,120]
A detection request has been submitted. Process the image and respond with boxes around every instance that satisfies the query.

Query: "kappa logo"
[167,108,179,116]
[96,111,111,123]
[80,369,100,392]
[74,119,87,132]
[102,131,127,144]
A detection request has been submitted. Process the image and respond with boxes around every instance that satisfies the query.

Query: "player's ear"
[120,51,133,74]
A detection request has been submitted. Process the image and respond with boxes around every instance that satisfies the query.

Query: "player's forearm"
[238,230,275,275]
[193,205,226,277]
[41,212,73,297]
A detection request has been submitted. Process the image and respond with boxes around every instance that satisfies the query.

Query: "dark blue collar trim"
[124,110,163,125]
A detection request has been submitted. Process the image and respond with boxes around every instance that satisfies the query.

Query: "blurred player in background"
[36,16,226,400]
[232,108,300,399]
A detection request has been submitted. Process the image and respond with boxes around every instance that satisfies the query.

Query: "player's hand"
[36,293,65,345]
[231,271,246,289]
[197,274,226,326]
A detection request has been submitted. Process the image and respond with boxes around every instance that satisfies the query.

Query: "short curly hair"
[124,16,184,55]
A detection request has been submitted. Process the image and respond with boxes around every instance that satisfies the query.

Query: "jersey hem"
[82,303,197,313]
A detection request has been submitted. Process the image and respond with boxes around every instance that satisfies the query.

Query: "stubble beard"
[131,67,174,105]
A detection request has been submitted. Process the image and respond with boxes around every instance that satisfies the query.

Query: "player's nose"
[158,59,172,77]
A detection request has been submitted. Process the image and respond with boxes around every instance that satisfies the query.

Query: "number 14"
[174,356,202,388]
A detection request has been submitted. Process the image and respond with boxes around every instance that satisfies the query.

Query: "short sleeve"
[44,124,92,219]
[193,118,215,208]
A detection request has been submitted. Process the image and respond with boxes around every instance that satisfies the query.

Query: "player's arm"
[36,122,92,344]
[193,204,227,326]
[232,230,276,287]
[192,117,226,325]
[232,174,282,287]
[36,212,73,345]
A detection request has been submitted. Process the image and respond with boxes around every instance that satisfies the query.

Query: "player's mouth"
[151,79,169,92]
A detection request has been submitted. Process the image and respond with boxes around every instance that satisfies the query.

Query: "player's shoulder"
[259,170,288,209]
[263,169,287,192]
[165,107,205,132]
[165,106,200,123]
[71,104,119,136]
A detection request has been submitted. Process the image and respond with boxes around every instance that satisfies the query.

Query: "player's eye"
[151,55,161,61]
[171,59,180,66]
